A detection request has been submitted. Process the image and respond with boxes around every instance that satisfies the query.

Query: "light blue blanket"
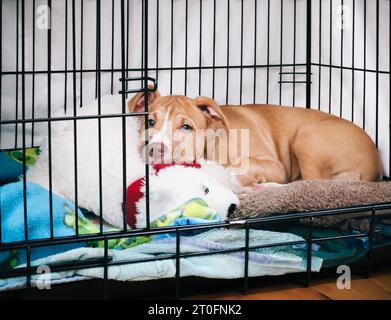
[0,182,86,265]
[0,228,322,291]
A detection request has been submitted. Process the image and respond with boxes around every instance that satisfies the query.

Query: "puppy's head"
[128,90,228,165]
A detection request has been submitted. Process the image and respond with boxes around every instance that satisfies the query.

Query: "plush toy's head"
[126,163,239,228]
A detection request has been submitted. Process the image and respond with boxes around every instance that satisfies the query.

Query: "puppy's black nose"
[228,203,237,215]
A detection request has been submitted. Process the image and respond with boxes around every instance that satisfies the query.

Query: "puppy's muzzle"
[149,142,169,164]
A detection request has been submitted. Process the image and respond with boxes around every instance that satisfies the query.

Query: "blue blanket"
[0,182,86,265]
[0,182,222,266]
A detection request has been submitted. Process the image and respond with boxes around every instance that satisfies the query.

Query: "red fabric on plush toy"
[125,177,144,228]
[124,162,201,228]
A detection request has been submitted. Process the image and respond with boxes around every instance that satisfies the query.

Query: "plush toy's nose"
[228,203,237,215]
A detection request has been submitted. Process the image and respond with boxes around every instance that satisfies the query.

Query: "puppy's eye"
[148,119,155,128]
[203,186,209,195]
[181,124,193,131]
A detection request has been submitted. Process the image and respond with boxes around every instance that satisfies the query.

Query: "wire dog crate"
[0,0,391,299]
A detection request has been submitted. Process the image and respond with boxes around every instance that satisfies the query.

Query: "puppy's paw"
[239,186,257,197]
[256,182,287,189]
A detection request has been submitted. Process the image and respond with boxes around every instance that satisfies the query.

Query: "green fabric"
[265,222,391,268]
[284,225,366,268]
[0,147,40,183]
[64,198,220,249]
[150,198,219,228]
[6,147,40,167]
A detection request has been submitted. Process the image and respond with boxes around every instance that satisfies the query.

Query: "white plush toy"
[26,95,144,227]
[26,95,240,228]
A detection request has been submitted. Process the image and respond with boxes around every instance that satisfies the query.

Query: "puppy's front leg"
[231,158,288,187]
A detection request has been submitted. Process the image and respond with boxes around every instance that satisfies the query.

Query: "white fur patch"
[149,106,173,149]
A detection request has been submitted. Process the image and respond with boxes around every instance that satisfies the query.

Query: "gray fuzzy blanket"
[231,180,391,229]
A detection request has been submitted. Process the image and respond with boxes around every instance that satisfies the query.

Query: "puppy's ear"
[194,96,229,128]
[127,87,161,113]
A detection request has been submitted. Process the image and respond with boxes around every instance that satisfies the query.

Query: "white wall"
[1,0,390,175]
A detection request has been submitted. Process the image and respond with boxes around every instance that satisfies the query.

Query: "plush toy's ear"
[127,86,161,113]
[194,96,229,128]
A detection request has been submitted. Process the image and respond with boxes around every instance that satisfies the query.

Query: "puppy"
[128,90,383,187]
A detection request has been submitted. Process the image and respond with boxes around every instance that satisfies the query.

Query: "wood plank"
[368,273,391,294]
[311,275,391,300]
[185,283,329,300]
[185,271,391,300]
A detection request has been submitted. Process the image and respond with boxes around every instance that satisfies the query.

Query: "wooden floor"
[185,269,391,300]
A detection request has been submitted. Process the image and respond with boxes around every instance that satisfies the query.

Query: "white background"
[1,0,390,175]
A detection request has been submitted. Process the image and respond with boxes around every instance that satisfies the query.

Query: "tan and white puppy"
[128,90,383,188]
